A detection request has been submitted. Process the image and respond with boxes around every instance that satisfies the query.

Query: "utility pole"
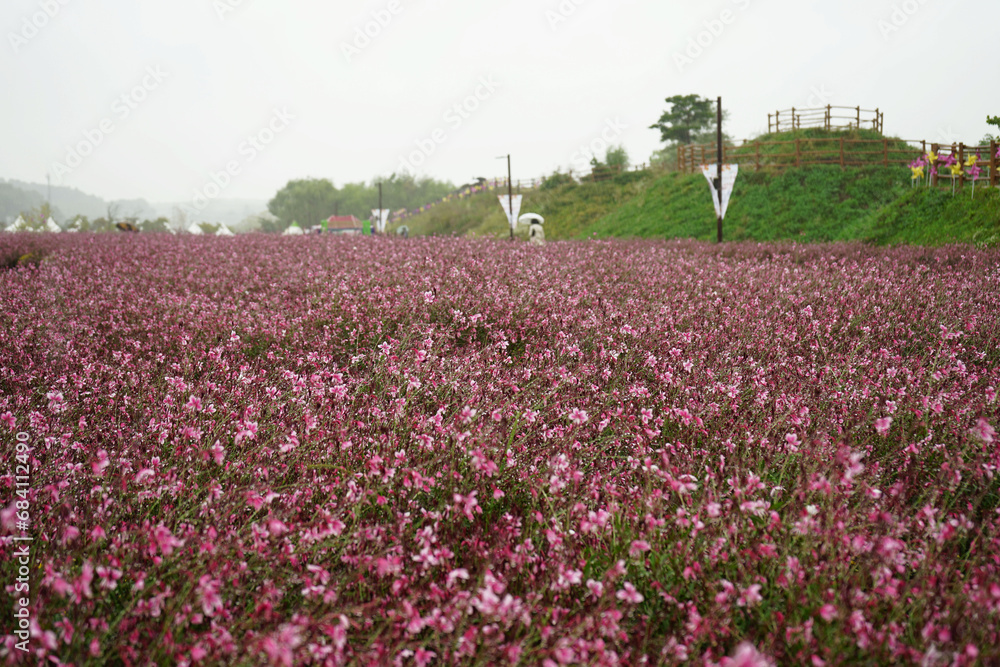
[497,154,513,239]
[378,181,383,235]
[716,96,723,244]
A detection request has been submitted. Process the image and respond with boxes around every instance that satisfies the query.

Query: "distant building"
[324,215,364,235]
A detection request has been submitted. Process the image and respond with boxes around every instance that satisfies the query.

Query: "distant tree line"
[265,173,456,232]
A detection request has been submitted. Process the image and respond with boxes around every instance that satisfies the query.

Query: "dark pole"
[716,96,723,244]
[378,182,382,235]
[507,154,513,240]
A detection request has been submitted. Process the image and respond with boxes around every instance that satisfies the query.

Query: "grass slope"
[395,133,999,247]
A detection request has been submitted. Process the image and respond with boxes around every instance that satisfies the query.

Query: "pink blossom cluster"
[1,233,999,665]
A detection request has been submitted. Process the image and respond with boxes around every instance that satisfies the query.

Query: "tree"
[650,95,721,145]
[984,116,1000,145]
[267,178,339,231]
[18,202,63,230]
[140,217,171,233]
[605,145,629,171]
[266,174,456,229]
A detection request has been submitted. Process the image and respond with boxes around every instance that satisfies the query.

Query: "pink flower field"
[1,234,999,666]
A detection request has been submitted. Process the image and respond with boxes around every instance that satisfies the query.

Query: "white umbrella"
[518,213,544,226]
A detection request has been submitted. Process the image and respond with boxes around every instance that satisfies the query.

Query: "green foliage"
[140,217,171,233]
[399,158,999,248]
[15,202,64,231]
[540,171,576,191]
[649,94,721,145]
[987,115,1000,130]
[267,178,339,231]
[605,145,629,170]
[267,174,455,231]
[857,185,1000,248]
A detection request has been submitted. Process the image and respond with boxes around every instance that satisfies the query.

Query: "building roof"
[327,215,363,229]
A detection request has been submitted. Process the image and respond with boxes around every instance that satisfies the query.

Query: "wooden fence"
[768,106,883,134]
[677,138,1000,188]
[924,142,1000,188]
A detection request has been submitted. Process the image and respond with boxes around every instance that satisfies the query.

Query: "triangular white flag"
[371,209,391,233]
[497,194,522,229]
[701,164,739,220]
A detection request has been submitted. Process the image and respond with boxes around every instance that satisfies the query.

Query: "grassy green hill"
[392,131,1000,247]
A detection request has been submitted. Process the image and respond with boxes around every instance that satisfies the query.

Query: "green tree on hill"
[650,94,720,145]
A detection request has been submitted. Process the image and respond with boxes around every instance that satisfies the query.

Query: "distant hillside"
[3,179,110,220]
[0,181,46,224]
[0,178,268,228]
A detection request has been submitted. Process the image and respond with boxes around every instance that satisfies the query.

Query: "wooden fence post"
[791,107,796,131]
[992,140,998,187]
[856,106,861,129]
[931,143,939,187]
[958,143,965,188]
[826,105,832,131]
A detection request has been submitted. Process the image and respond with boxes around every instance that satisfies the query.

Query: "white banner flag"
[371,209,390,233]
[497,194,522,229]
[700,164,739,220]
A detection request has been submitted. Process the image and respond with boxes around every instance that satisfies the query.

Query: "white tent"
[5,216,30,232]
[66,218,83,232]
[215,224,235,236]
[45,217,62,233]
[282,222,303,236]
[186,222,204,235]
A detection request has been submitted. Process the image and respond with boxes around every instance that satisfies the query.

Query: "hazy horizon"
[3,0,998,206]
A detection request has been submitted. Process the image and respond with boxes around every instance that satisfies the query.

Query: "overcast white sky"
[2,0,997,205]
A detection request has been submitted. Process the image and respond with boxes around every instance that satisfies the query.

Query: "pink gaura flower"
[970,418,995,443]
[616,582,644,604]
[629,540,651,557]
[721,642,776,667]
[0,411,14,429]
[875,416,893,436]
[737,583,763,607]
[152,523,184,556]
[568,408,589,425]
[447,568,470,588]
[1,502,18,532]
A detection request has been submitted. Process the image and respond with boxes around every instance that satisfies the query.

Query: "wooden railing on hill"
[769,106,883,134]
[677,137,1000,188]
[678,136,916,172]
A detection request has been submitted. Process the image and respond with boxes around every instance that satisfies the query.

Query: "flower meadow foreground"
[1,234,999,666]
